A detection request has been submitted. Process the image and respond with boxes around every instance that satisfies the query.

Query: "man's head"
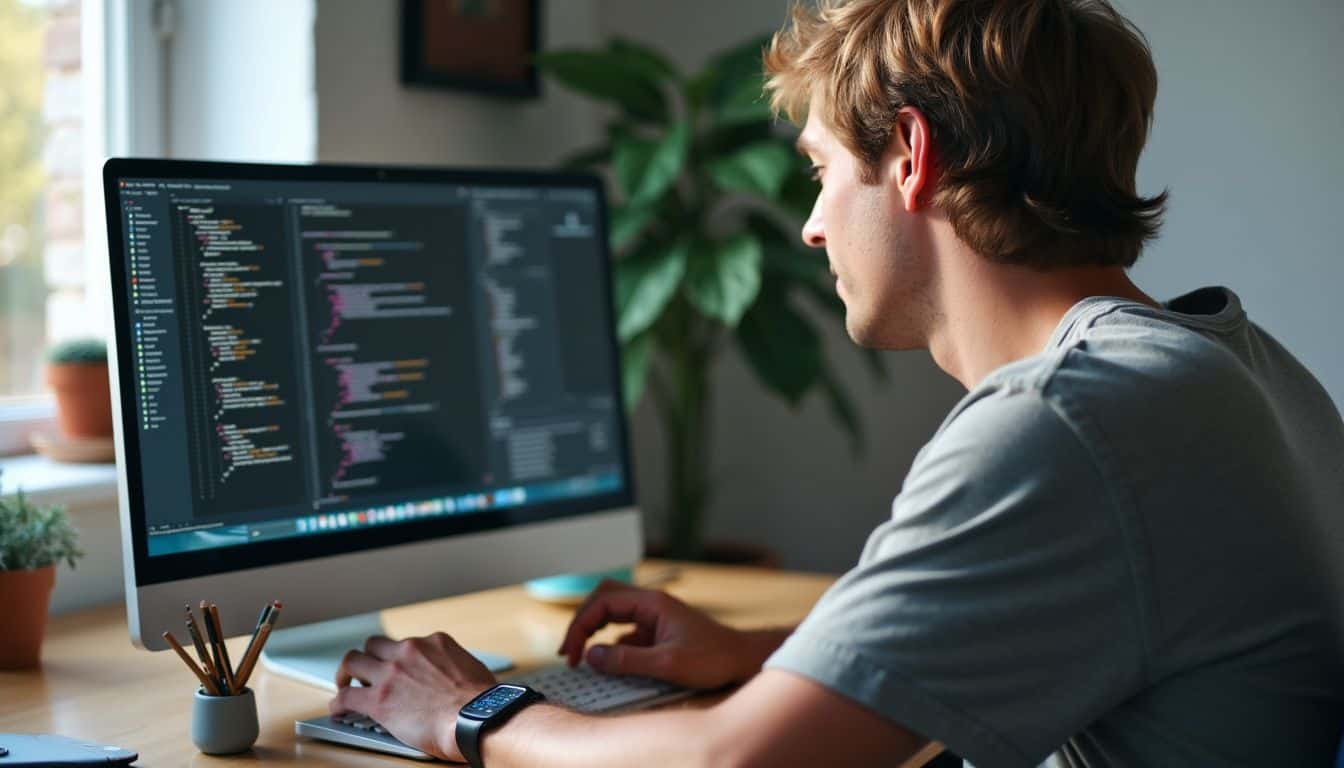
[765,0,1166,349]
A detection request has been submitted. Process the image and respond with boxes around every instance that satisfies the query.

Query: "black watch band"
[456,684,544,768]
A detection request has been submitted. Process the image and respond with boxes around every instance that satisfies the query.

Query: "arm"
[331,583,927,766]
[483,669,929,768]
[333,633,927,767]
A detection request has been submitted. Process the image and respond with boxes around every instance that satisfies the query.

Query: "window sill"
[0,453,118,509]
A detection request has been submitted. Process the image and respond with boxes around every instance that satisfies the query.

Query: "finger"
[616,626,654,647]
[557,580,636,656]
[428,630,466,653]
[559,590,662,667]
[328,681,376,716]
[586,642,666,680]
[335,649,386,690]
[363,634,399,660]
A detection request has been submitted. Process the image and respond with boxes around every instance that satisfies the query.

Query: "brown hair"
[764,0,1167,268]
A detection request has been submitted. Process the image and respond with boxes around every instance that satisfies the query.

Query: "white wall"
[164,0,317,162]
[315,0,602,167]
[1119,0,1344,406]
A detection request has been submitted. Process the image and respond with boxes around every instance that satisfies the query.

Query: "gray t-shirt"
[766,287,1344,767]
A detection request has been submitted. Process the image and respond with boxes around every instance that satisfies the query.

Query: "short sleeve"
[764,389,1145,768]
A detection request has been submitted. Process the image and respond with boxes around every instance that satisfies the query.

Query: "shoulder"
[964,305,1263,452]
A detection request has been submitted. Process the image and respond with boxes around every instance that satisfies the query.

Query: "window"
[0,0,57,402]
[0,0,112,455]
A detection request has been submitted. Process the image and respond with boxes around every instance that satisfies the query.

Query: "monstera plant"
[537,37,886,560]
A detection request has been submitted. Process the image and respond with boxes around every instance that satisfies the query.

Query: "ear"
[886,106,935,214]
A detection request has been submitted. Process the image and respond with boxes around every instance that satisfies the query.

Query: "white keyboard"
[296,663,692,760]
[514,662,689,713]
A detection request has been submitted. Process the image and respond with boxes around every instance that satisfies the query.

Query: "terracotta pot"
[0,565,55,669]
[45,361,113,438]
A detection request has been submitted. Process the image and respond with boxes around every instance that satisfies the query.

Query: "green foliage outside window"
[0,0,50,397]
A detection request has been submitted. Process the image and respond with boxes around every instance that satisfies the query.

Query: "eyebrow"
[795,135,817,156]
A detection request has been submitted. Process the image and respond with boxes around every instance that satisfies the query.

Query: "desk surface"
[1,562,840,766]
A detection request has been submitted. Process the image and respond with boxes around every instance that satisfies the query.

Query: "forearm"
[733,627,793,680]
[480,704,720,768]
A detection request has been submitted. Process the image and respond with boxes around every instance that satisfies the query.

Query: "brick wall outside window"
[42,0,87,345]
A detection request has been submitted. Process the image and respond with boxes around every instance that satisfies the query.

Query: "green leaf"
[696,120,774,159]
[614,122,690,208]
[802,277,845,317]
[778,159,822,220]
[562,121,637,170]
[707,141,794,199]
[735,282,822,404]
[819,367,865,456]
[614,241,689,341]
[706,35,773,125]
[609,38,680,83]
[745,214,824,280]
[535,50,668,123]
[610,205,656,251]
[621,332,654,412]
[684,233,763,326]
[684,69,716,111]
[714,74,773,126]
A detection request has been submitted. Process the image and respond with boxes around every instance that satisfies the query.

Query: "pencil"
[163,631,220,696]
[234,623,272,689]
[184,604,217,683]
[207,603,238,695]
[236,600,282,689]
[234,603,272,684]
[200,601,232,695]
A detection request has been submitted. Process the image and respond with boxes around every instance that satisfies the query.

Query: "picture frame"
[400,0,541,99]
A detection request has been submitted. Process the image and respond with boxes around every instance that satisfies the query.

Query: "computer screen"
[106,161,633,588]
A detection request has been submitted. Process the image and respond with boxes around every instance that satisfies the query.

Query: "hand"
[330,632,497,761]
[558,579,785,690]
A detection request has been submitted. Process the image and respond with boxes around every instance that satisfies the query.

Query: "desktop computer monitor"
[103,158,641,683]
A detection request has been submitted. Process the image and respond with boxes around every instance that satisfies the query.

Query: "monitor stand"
[260,613,513,692]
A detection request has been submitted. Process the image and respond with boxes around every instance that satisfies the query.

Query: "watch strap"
[456,685,544,768]
[457,712,486,768]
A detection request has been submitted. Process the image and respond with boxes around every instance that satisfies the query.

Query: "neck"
[926,245,1158,389]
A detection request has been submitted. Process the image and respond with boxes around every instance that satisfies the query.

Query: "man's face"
[796,106,934,350]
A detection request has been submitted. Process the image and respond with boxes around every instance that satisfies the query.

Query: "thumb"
[586,643,665,678]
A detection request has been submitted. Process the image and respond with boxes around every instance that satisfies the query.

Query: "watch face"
[463,685,529,719]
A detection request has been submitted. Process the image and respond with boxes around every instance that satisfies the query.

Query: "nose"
[800,194,825,248]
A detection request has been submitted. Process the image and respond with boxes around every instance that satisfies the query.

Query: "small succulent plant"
[46,338,108,365]
[0,472,83,571]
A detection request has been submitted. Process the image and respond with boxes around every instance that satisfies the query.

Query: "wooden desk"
[0,562,840,766]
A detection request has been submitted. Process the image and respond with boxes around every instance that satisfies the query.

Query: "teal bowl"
[524,567,634,605]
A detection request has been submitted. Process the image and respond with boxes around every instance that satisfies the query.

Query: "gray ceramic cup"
[191,687,259,755]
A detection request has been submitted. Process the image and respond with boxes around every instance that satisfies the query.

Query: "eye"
[808,164,825,182]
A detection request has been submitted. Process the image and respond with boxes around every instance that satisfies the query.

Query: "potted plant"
[45,337,113,439]
[536,37,887,561]
[0,474,83,668]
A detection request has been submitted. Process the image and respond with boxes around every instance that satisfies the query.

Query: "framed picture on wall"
[400,0,541,98]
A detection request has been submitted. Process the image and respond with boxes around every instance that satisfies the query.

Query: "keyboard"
[296,664,692,760]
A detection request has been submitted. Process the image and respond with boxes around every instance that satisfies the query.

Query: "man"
[331,0,1344,765]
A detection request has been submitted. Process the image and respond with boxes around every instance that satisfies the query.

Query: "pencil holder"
[191,687,259,755]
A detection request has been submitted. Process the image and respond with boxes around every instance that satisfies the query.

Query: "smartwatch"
[455,683,545,768]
